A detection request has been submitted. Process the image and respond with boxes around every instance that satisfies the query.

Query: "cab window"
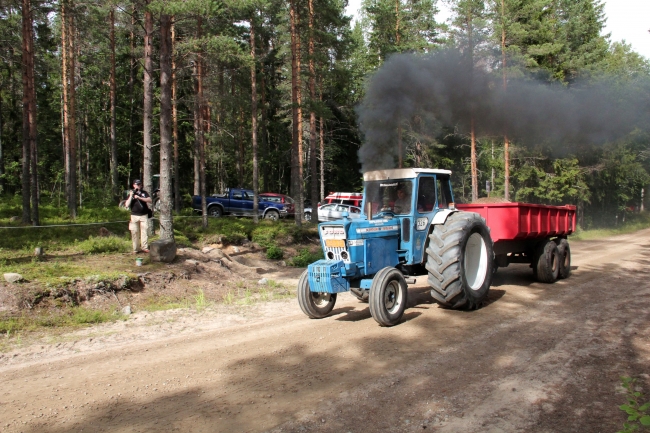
[417,177,436,213]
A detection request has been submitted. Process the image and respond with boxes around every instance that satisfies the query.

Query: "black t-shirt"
[129,190,150,216]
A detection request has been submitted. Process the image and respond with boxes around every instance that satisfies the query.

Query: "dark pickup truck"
[192,189,291,220]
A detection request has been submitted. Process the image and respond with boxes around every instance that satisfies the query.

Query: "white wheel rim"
[384,280,403,314]
[312,292,331,307]
[464,232,488,290]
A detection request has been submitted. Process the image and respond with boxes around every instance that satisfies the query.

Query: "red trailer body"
[456,202,576,278]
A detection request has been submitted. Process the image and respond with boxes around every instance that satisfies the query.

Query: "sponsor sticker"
[348,239,364,247]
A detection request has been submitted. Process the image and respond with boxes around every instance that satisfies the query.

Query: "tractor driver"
[393,184,411,214]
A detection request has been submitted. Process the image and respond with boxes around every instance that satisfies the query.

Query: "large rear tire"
[368,267,408,326]
[297,270,337,319]
[556,238,571,279]
[533,239,560,283]
[426,212,493,310]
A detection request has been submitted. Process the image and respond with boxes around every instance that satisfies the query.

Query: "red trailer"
[456,202,576,283]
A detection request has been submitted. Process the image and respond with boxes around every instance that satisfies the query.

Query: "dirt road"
[2,229,650,433]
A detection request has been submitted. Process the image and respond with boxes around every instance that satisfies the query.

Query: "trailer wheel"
[297,270,337,319]
[555,238,571,279]
[533,240,560,283]
[426,212,493,310]
[368,267,408,326]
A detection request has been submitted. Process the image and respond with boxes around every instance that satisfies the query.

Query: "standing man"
[125,179,152,253]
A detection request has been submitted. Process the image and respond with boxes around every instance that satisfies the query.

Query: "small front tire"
[265,210,280,220]
[297,270,337,319]
[368,267,408,326]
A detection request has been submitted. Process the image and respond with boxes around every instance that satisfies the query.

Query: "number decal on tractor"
[416,217,428,231]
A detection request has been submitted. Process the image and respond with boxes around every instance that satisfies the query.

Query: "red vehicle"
[321,192,363,207]
[259,193,295,216]
[456,202,576,282]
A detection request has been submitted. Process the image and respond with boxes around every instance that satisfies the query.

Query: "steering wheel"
[375,207,395,218]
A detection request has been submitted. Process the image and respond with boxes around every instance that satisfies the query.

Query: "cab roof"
[363,168,452,182]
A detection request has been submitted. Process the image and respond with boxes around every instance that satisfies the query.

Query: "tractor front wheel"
[297,270,337,319]
[368,267,408,327]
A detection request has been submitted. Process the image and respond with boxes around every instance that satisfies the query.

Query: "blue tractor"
[298,168,494,326]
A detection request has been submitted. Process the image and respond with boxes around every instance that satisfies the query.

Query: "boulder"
[121,305,132,315]
[202,246,215,254]
[4,273,23,283]
[149,239,177,263]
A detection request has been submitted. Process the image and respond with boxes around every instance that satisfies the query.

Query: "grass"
[572,213,650,241]
[0,307,124,336]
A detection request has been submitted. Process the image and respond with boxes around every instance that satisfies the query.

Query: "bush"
[288,248,323,267]
[618,376,650,433]
[266,245,284,260]
[77,236,130,254]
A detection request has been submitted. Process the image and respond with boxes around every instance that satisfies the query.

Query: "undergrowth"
[618,376,650,432]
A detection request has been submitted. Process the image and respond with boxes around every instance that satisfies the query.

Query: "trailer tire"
[368,267,408,327]
[533,239,560,283]
[297,270,337,319]
[426,212,493,310]
[555,238,571,279]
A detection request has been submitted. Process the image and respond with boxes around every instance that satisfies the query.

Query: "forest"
[2,0,650,231]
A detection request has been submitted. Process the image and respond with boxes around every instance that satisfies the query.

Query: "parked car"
[192,188,290,220]
[322,192,363,207]
[318,203,362,222]
[259,193,295,216]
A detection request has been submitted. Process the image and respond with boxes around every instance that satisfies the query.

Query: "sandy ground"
[1,229,650,433]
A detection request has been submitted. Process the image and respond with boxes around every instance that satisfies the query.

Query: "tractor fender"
[429,209,457,227]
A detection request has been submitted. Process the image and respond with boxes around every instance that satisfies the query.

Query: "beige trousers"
[129,214,149,252]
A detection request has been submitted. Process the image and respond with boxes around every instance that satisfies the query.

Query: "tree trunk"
[193,60,200,196]
[128,4,136,185]
[250,17,259,223]
[260,64,269,193]
[501,0,510,201]
[143,7,154,195]
[470,116,478,202]
[109,7,118,198]
[22,0,38,224]
[290,0,302,226]
[195,17,207,229]
[172,19,180,214]
[308,0,318,213]
[159,14,174,241]
[67,5,77,218]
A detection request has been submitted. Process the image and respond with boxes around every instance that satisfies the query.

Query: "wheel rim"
[266,212,278,220]
[312,292,332,307]
[384,280,403,314]
[464,232,488,290]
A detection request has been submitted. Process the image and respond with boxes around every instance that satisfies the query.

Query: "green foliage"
[0,307,120,336]
[288,248,324,267]
[76,236,130,255]
[266,245,284,260]
[618,376,650,432]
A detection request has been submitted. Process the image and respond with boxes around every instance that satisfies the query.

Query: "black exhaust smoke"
[356,49,650,172]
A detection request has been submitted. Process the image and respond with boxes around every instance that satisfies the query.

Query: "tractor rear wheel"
[533,239,560,283]
[368,267,408,326]
[426,212,493,310]
[556,238,571,279]
[297,270,337,319]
